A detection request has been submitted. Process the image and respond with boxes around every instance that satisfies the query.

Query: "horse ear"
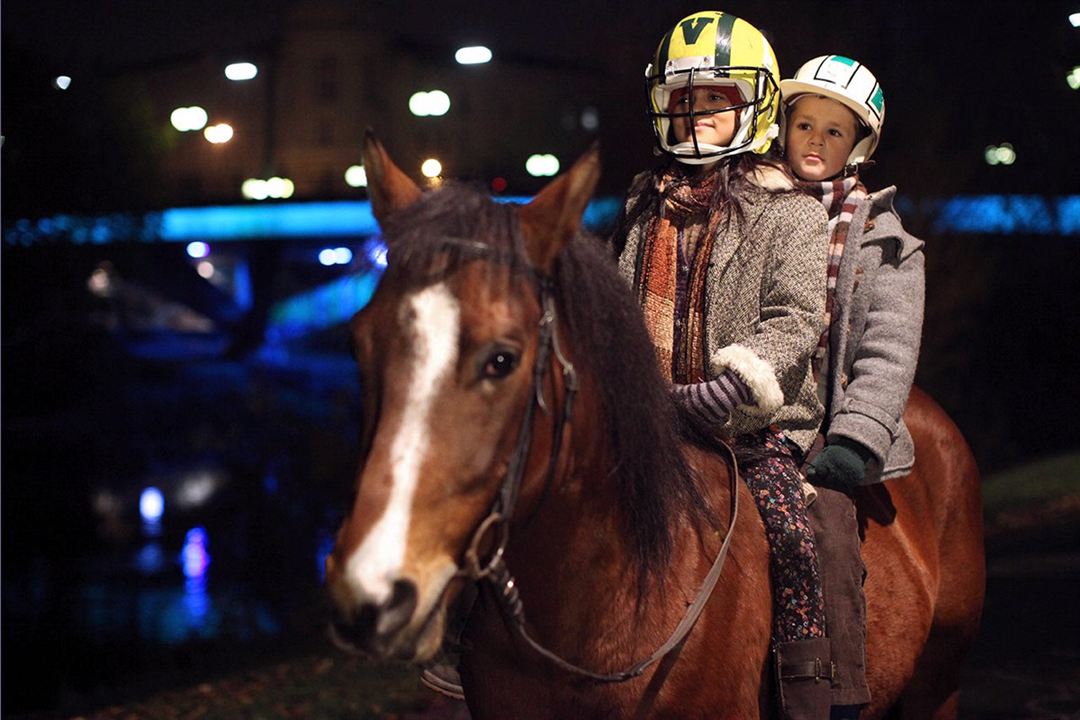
[362,129,422,223]
[518,145,600,273]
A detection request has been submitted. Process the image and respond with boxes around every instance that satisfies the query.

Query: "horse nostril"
[375,578,417,638]
[332,601,377,650]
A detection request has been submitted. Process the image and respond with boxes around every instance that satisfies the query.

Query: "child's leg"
[738,431,827,642]
[809,486,871,709]
[738,431,832,719]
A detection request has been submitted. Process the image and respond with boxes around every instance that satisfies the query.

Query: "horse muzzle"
[328,576,427,659]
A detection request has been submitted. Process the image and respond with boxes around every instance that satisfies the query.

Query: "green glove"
[805,438,873,490]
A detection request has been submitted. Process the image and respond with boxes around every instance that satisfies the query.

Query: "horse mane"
[380,184,715,587]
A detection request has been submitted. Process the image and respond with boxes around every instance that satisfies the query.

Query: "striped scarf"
[801,175,867,380]
[638,166,723,383]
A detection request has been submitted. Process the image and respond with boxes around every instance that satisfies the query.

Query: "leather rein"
[442,238,741,684]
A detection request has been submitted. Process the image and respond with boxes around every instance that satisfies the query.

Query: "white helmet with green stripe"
[646,11,782,164]
[780,55,886,165]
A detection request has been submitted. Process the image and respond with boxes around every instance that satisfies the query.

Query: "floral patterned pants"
[735,430,827,643]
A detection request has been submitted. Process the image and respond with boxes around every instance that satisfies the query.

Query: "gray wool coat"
[617,166,830,453]
[824,186,925,481]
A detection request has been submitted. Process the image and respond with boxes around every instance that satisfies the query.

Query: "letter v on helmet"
[679,16,714,44]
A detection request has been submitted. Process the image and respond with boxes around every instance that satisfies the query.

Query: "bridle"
[434,238,741,684]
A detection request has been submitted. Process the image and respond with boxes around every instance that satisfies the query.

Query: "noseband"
[430,237,739,684]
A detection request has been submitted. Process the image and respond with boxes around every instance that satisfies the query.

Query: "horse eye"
[482,350,519,380]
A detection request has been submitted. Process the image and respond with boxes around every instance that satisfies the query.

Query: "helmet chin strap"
[670,123,778,165]
[794,159,874,182]
[842,159,874,178]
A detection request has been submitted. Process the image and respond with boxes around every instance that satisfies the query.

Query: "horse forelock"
[381,184,529,289]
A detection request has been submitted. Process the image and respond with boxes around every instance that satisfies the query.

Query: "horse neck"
[501,362,687,666]
[469,374,776,714]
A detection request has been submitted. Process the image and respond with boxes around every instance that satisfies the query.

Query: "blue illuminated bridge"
[4,194,1078,356]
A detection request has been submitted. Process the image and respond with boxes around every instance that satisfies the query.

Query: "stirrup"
[420,663,465,701]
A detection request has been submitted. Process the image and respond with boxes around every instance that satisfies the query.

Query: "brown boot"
[775,637,834,720]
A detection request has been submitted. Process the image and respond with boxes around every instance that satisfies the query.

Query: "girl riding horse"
[613,10,832,719]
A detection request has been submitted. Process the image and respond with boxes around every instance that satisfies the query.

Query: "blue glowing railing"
[5,195,1079,247]
[2,197,625,246]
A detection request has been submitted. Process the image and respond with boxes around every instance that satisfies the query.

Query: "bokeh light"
[186,241,210,259]
[409,90,451,117]
[984,143,1016,166]
[1068,66,1080,90]
[139,487,165,523]
[203,123,234,144]
[318,247,353,266]
[525,154,560,177]
[224,62,258,81]
[170,106,208,132]
[344,165,368,187]
[243,177,294,200]
[420,158,443,178]
[455,46,492,65]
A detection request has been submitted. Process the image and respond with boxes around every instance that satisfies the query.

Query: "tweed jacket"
[824,185,925,481]
[617,165,830,452]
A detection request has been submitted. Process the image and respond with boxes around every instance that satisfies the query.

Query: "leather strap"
[780,658,836,682]
[491,441,741,683]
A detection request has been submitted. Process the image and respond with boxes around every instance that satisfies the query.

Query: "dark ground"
[12,488,1078,720]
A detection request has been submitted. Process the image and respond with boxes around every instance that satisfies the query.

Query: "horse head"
[326,132,599,662]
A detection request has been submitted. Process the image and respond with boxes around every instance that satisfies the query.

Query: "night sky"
[5,0,1078,197]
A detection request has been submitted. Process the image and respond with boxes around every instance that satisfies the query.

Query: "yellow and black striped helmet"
[646,11,781,163]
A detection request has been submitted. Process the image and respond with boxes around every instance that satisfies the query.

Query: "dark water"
[2,334,361,716]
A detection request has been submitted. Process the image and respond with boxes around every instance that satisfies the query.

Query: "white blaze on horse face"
[344,283,460,605]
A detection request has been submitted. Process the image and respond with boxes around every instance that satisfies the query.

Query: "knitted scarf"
[637,166,724,383]
[800,175,867,380]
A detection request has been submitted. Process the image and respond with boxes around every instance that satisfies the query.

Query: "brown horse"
[325,135,985,719]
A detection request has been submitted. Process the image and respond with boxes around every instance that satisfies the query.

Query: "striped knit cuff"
[673,371,754,427]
